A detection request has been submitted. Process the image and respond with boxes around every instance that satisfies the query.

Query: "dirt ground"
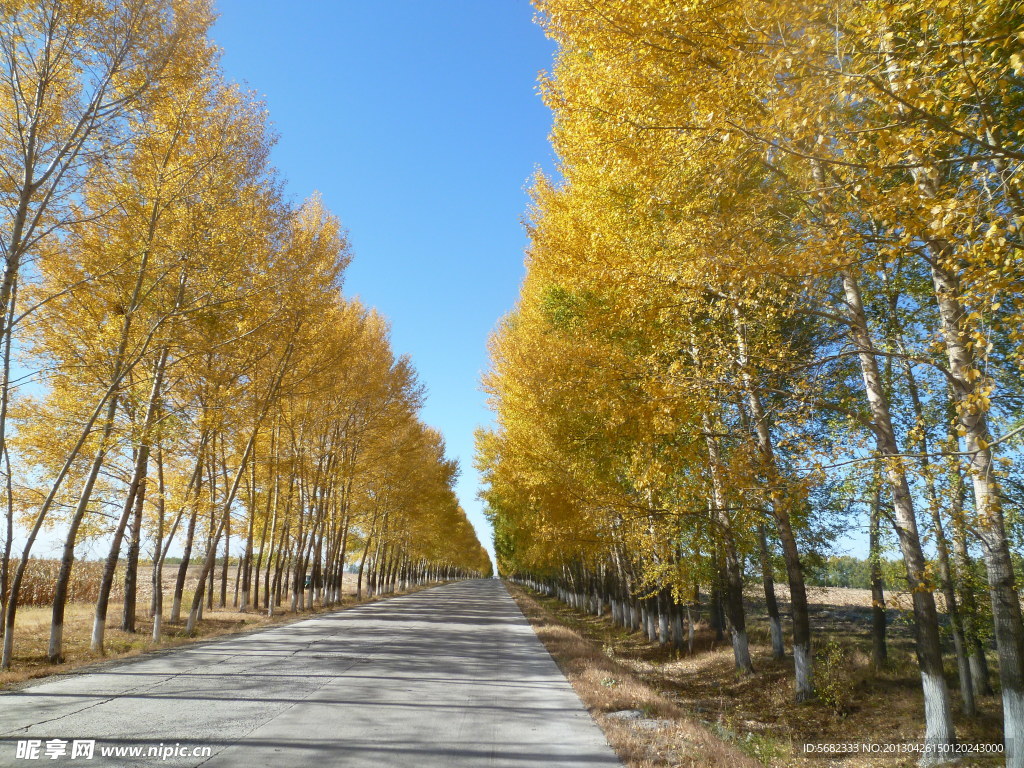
[515,583,1005,768]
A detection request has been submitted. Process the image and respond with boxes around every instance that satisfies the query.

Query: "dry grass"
[508,584,761,768]
[509,584,1005,768]
[0,573,438,690]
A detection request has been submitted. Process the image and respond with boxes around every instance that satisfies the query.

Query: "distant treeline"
[802,555,902,590]
[803,555,1024,592]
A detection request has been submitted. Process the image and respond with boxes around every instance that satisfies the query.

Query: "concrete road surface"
[0,580,621,767]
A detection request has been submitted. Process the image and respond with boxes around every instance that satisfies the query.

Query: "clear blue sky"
[211,1,556,564]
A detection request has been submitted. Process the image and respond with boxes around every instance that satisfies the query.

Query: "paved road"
[0,580,620,767]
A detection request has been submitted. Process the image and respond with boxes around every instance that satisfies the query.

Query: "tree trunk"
[50,391,121,661]
[92,443,150,653]
[186,406,275,633]
[171,502,199,624]
[220,510,230,608]
[898,330,976,715]
[840,268,955,754]
[121,456,148,633]
[876,39,1011,746]
[151,446,168,643]
[950,488,994,698]
[734,317,813,697]
[702,411,753,674]
[757,524,785,661]
[2,317,159,666]
[928,262,1023,757]
[0,286,15,638]
[869,483,888,671]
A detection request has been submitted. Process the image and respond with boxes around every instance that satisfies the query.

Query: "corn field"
[3,561,123,608]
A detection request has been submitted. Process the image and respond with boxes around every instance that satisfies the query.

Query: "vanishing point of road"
[0,580,621,767]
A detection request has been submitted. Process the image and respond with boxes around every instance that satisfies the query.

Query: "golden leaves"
[482,0,1024,596]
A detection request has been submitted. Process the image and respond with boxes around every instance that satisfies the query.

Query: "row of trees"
[478,0,1022,763]
[0,0,489,670]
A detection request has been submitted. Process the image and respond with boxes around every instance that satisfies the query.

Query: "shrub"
[815,637,854,715]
